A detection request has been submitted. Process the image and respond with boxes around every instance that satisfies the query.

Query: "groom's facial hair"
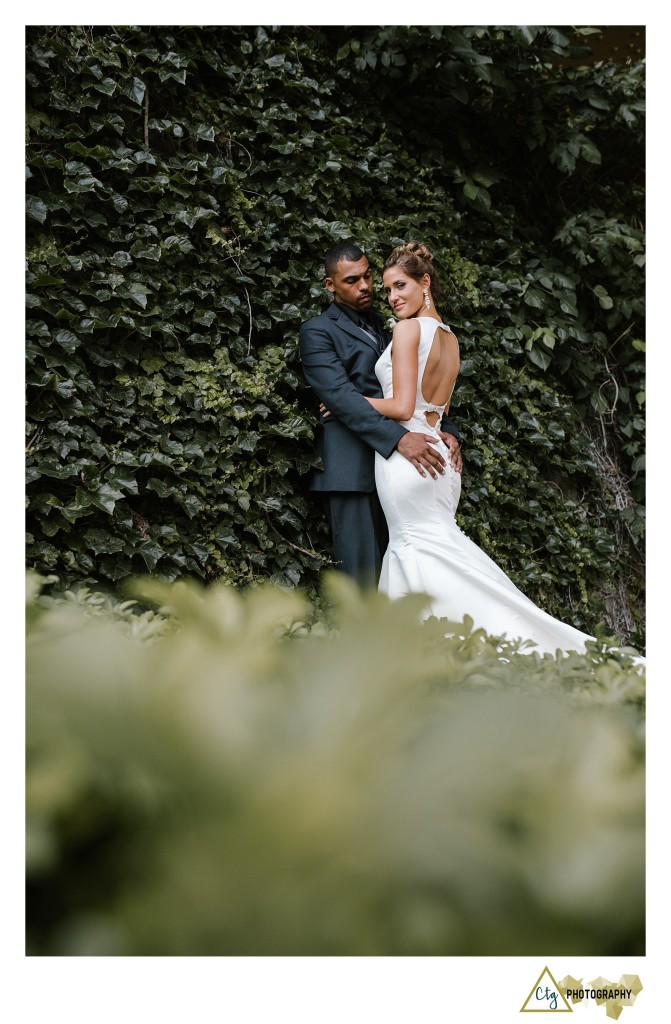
[325,257,374,313]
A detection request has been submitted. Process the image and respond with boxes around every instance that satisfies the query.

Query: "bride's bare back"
[421,323,460,427]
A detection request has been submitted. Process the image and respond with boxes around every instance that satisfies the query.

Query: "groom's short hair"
[324,242,366,278]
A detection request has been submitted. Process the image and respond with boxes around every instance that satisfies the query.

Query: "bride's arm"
[364,319,420,421]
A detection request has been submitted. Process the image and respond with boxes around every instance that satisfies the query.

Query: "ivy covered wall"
[25,26,645,644]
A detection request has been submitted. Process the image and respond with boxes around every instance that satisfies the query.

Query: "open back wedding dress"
[374,316,594,656]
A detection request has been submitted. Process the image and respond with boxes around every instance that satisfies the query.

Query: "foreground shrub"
[26,572,644,955]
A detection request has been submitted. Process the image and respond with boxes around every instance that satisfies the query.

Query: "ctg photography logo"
[521,967,572,1013]
[520,967,643,1017]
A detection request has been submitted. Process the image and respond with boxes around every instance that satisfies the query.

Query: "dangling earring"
[423,288,430,310]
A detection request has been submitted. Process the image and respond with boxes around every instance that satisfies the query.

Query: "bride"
[362,242,617,657]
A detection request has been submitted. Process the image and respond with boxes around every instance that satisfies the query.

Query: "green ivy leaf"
[27,196,48,223]
[527,347,552,371]
[123,76,146,105]
[593,284,614,310]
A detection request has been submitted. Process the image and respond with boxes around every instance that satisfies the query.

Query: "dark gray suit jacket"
[299,303,460,493]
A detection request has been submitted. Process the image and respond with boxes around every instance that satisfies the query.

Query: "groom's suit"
[299,301,460,585]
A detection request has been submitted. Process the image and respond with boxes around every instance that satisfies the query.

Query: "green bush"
[26,573,644,955]
[26,26,644,644]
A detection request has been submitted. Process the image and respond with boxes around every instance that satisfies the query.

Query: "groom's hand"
[437,430,462,474]
[397,433,446,479]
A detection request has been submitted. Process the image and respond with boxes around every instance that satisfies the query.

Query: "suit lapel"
[328,305,381,354]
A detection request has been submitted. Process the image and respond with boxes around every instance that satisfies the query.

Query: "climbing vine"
[26,25,645,644]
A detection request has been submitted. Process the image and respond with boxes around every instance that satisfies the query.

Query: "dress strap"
[417,317,452,331]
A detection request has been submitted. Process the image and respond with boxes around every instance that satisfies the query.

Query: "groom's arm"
[440,412,462,443]
[299,323,406,458]
[438,414,462,474]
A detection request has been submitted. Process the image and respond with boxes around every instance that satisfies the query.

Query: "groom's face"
[325,257,374,313]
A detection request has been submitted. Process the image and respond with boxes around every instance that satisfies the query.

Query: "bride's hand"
[319,402,333,420]
[437,430,462,474]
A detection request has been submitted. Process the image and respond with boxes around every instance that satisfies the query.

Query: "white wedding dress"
[374,317,594,656]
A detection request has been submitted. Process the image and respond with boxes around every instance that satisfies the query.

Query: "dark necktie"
[360,317,383,353]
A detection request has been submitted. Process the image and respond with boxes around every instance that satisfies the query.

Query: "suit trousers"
[321,491,389,589]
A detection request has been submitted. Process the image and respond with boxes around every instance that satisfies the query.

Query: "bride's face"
[382,267,430,318]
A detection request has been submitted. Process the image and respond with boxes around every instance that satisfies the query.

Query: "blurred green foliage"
[26,572,644,956]
[25,25,644,645]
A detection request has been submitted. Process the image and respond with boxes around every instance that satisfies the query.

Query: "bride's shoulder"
[391,318,421,343]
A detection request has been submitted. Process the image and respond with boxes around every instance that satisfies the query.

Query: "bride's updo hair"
[383,241,443,299]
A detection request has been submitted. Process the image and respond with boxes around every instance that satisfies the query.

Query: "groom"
[299,242,462,587]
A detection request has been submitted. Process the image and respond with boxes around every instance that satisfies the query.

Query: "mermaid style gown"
[374,317,594,656]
